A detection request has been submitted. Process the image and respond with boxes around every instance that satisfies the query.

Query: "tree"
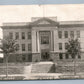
[0,36,18,78]
[66,38,81,75]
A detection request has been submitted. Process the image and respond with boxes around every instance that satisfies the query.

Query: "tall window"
[58,31,62,38]
[78,55,81,59]
[22,32,25,39]
[59,53,63,59]
[22,54,26,62]
[28,32,31,39]
[59,43,62,50]
[15,32,19,39]
[28,54,32,62]
[65,53,69,59]
[77,31,80,38]
[9,32,13,39]
[70,31,74,38]
[28,44,32,51]
[22,44,25,51]
[65,43,68,50]
[64,31,68,38]
[41,36,49,44]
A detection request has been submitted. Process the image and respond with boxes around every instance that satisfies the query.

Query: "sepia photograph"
[0,4,84,80]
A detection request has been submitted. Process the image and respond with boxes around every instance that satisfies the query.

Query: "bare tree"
[66,38,81,75]
[0,36,18,78]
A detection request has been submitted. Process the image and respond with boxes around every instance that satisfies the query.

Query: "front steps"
[31,62,55,73]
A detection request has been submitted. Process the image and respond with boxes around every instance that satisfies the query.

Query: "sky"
[0,4,84,38]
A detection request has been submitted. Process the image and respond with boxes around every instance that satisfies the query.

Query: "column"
[54,29,58,52]
[51,31,54,51]
[32,29,37,53]
[32,29,41,62]
[36,31,40,53]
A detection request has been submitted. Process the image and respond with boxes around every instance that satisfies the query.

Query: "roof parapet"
[3,22,30,26]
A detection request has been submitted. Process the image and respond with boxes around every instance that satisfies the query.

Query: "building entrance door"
[39,31,51,61]
[41,49,50,61]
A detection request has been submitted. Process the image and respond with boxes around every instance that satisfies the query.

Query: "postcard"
[0,4,84,80]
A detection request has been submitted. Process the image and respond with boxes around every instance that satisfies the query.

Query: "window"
[59,53,63,59]
[15,32,19,39]
[71,55,75,59]
[65,43,68,50]
[65,53,69,59]
[64,31,68,38]
[16,44,19,51]
[59,43,62,50]
[41,36,49,44]
[28,54,32,62]
[78,55,81,59]
[28,44,32,51]
[77,31,80,38]
[9,32,13,39]
[22,54,26,62]
[28,32,31,39]
[70,31,74,38]
[22,44,25,51]
[22,32,25,39]
[58,31,62,38]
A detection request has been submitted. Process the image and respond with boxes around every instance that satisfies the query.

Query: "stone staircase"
[31,62,55,73]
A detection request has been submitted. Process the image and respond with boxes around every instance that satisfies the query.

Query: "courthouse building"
[1,17,84,62]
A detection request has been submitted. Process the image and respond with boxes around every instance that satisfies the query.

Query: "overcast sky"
[0,4,84,38]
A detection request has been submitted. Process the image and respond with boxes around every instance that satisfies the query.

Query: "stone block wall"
[3,53,32,62]
[50,52,82,62]
[32,53,41,62]
[50,52,59,62]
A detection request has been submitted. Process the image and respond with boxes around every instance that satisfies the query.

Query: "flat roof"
[1,17,84,28]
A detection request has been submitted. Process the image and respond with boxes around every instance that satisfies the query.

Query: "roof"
[2,22,30,27]
[1,17,84,28]
[59,21,84,28]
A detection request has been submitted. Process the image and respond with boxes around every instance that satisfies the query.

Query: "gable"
[38,20,51,24]
[30,17,59,26]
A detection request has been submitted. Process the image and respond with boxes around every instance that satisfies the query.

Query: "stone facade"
[1,17,84,62]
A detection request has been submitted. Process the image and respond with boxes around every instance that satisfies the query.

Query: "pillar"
[32,29,41,62]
